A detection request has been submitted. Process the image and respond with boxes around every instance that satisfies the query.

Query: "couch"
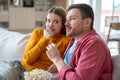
[112,54,120,80]
[0,28,31,61]
[0,28,120,80]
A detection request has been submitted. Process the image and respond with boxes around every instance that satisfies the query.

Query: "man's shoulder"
[81,34,103,45]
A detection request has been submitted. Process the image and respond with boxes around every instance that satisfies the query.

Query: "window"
[101,0,120,35]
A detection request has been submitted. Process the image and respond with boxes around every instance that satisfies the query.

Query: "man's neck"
[75,29,91,42]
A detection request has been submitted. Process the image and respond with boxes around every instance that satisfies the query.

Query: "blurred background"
[0,0,120,55]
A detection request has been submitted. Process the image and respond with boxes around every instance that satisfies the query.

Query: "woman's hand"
[43,29,54,39]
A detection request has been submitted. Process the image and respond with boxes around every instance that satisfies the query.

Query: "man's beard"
[66,29,82,38]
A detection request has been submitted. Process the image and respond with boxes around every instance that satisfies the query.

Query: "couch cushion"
[0,28,31,61]
[112,54,120,80]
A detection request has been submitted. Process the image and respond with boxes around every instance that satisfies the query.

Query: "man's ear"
[84,18,92,27]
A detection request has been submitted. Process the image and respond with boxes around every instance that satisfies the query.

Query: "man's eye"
[70,18,75,20]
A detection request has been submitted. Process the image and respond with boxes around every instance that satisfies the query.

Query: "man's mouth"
[66,29,69,32]
[66,27,70,32]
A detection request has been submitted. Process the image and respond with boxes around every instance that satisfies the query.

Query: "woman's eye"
[46,20,50,23]
[53,21,59,24]
[46,19,60,25]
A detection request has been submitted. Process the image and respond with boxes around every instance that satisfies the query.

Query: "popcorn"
[24,69,53,80]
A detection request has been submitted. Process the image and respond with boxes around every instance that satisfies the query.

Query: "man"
[46,4,113,80]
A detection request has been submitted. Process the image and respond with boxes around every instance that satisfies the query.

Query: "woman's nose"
[48,22,54,27]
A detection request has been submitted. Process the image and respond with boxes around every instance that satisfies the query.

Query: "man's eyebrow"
[70,15,77,17]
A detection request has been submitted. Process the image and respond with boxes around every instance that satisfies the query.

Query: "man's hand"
[46,43,61,62]
[47,64,58,73]
[46,43,66,71]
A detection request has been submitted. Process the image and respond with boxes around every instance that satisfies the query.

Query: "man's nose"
[65,20,69,26]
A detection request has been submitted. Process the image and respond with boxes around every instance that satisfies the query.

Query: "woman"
[14,6,70,73]
[0,6,70,80]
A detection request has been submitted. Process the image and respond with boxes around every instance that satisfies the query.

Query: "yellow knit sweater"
[20,28,70,70]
